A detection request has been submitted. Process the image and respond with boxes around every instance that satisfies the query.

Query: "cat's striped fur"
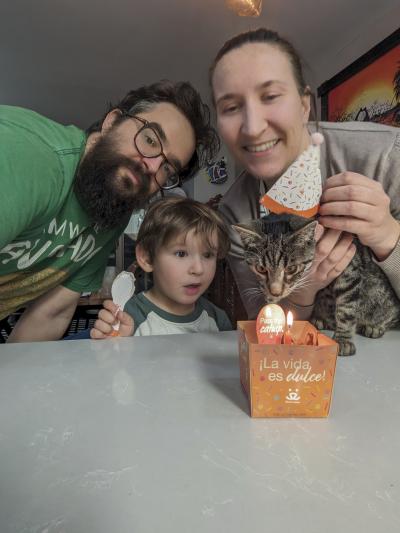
[234,214,400,356]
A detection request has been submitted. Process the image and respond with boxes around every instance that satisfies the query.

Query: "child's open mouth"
[184,284,201,295]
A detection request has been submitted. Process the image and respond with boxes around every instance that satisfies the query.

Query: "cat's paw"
[335,337,356,356]
[358,325,385,338]
[310,317,325,330]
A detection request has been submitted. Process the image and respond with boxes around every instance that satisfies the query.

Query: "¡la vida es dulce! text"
[259,358,326,383]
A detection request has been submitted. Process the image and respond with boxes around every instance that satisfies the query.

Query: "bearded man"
[0,80,219,341]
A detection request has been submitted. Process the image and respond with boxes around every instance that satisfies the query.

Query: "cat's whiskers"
[291,277,314,292]
[292,276,312,287]
[242,286,265,305]
[242,286,263,295]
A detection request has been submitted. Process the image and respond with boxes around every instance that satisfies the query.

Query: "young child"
[90,197,232,338]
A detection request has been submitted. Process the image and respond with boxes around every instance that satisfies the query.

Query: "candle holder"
[238,320,339,418]
[256,304,285,344]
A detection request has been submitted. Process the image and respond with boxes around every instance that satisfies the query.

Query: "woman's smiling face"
[212,42,311,184]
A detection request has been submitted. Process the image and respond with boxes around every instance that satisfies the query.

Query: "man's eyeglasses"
[124,113,181,190]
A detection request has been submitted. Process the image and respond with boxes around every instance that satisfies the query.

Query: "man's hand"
[289,224,356,307]
[7,286,80,342]
[319,172,400,261]
[90,299,134,339]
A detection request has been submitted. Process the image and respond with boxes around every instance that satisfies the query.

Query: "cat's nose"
[269,284,282,297]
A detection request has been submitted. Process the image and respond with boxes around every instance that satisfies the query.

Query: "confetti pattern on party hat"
[260,132,324,218]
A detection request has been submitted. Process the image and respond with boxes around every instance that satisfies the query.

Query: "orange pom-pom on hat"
[260,132,324,218]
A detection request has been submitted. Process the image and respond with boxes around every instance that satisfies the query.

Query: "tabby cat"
[234,213,400,356]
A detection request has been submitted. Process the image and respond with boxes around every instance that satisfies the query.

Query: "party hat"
[260,132,324,218]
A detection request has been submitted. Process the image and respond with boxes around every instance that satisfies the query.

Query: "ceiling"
[1,0,399,128]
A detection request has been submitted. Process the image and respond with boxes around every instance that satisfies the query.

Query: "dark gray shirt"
[219,121,400,319]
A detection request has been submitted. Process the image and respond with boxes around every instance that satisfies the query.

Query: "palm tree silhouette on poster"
[358,61,400,126]
[392,62,400,121]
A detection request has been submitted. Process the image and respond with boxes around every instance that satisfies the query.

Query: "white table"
[0,331,399,532]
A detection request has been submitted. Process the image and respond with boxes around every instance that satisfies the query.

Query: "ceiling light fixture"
[225,0,263,17]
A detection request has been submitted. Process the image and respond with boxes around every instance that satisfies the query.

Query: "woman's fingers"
[312,228,343,267]
[305,229,355,291]
[326,243,357,281]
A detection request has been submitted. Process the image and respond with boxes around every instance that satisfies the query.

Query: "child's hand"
[90,299,134,339]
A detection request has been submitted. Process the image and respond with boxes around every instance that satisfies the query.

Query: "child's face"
[150,229,218,315]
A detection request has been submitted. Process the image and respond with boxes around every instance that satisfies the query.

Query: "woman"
[210,28,400,319]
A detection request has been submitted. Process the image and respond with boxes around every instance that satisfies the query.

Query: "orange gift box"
[238,320,339,418]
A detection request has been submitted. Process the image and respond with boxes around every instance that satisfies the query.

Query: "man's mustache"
[119,160,153,189]
[91,156,153,188]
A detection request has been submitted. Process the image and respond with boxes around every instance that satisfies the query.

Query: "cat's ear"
[232,222,263,247]
[290,220,319,244]
[288,214,312,231]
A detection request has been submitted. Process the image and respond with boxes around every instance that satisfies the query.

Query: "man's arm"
[7,286,80,342]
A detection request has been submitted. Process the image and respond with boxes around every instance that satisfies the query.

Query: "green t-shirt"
[0,106,126,319]
[125,292,233,336]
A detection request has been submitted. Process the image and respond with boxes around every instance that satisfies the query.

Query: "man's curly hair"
[87,80,220,182]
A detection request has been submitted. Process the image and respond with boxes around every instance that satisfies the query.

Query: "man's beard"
[74,133,154,230]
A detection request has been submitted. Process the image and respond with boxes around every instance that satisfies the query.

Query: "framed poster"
[318,28,400,126]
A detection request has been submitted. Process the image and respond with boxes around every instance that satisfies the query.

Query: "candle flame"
[287,311,294,328]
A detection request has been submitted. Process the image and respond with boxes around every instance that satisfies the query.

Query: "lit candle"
[282,310,294,344]
[256,304,285,344]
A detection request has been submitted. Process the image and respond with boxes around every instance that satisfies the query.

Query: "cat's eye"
[255,265,267,274]
[286,265,298,275]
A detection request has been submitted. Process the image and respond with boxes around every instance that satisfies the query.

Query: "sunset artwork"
[319,30,400,127]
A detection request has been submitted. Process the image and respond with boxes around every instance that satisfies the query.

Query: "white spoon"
[111,271,136,332]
